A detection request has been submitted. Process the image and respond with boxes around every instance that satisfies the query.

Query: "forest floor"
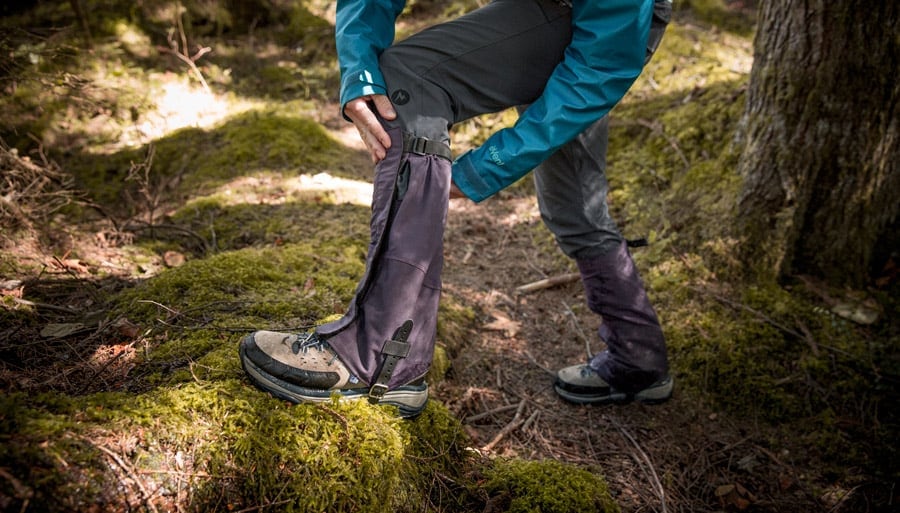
[1,1,896,512]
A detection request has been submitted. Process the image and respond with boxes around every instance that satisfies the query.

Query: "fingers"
[344,95,394,162]
[372,95,396,120]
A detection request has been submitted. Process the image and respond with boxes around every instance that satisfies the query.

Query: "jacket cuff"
[340,69,388,120]
[451,151,494,203]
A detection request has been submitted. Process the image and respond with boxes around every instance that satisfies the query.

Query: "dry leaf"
[58,258,89,274]
[302,277,316,297]
[163,250,186,268]
[40,323,86,339]
[483,310,521,337]
[111,317,141,339]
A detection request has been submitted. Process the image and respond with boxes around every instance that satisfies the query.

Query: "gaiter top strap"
[368,320,414,403]
[402,133,452,161]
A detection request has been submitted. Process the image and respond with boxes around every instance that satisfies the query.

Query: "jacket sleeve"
[452,0,655,203]
[336,0,407,112]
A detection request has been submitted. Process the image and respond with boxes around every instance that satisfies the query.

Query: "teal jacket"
[336,0,655,203]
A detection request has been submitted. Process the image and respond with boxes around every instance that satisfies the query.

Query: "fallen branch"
[515,272,580,295]
[464,403,521,424]
[10,297,79,314]
[523,350,556,377]
[480,400,526,452]
[562,300,593,359]
[613,420,667,513]
[158,4,212,94]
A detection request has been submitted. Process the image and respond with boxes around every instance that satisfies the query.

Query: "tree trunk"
[736,0,899,287]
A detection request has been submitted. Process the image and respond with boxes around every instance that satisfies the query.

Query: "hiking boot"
[554,363,673,405]
[239,330,429,418]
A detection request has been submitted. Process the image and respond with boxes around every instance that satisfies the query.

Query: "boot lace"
[292,333,340,365]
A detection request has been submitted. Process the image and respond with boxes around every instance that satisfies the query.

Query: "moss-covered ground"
[1,1,896,512]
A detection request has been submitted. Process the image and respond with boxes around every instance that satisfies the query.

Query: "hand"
[449,181,468,200]
[344,94,396,162]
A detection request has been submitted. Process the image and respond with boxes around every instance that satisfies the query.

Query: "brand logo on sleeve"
[488,146,504,166]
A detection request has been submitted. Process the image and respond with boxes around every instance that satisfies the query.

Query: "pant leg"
[316,128,450,388]
[534,115,623,259]
[318,0,573,389]
[537,0,673,391]
[535,0,672,258]
[379,0,572,141]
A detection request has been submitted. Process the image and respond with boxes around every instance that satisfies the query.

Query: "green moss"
[482,459,619,513]
[437,300,477,353]
[674,0,757,36]
[67,109,348,210]
[169,200,370,252]
[1,382,477,512]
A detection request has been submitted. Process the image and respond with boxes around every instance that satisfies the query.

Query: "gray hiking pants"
[318,0,671,391]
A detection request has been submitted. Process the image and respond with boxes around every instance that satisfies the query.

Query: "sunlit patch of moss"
[427,343,452,385]
[1,376,478,512]
[437,299,477,354]
[481,459,619,513]
[674,0,757,37]
[114,240,362,331]
[111,20,155,59]
[170,200,370,252]
[68,109,349,209]
[396,401,475,511]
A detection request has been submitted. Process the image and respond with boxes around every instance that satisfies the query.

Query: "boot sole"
[240,344,428,419]
[554,378,673,406]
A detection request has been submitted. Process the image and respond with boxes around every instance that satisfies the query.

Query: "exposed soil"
[432,194,827,513]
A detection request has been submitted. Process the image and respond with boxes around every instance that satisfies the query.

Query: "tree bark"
[736,0,899,287]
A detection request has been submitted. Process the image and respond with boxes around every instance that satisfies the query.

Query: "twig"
[159,4,212,94]
[793,315,820,357]
[123,221,211,254]
[317,403,350,432]
[612,420,667,513]
[515,273,580,295]
[689,285,805,340]
[523,350,556,377]
[137,469,221,479]
[481,400,526,452]
[753,444,788,469]
[10,297,79,314]
[520,410,540,432]
[635,118,690,171]
[561,301,593,359]
[231,499,294,513]
[464,403,521,424]
[88,439,160,513]
[137,299,183,320]
[0,467,32,500]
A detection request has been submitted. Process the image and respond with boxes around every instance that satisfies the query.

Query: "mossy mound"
[0,384,472,512]
[480,459,619,513]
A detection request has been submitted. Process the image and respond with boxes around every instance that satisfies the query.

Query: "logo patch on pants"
[390,89,411,105]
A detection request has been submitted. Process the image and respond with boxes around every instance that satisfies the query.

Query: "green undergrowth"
[66,109,356,212]
[0,382,471,512]
[481,459,619,513]
[0,227,620,511]
[597,4,898,481]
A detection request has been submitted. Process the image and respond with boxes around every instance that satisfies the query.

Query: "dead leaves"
[715,482,757,510]
[482,310,521,338]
